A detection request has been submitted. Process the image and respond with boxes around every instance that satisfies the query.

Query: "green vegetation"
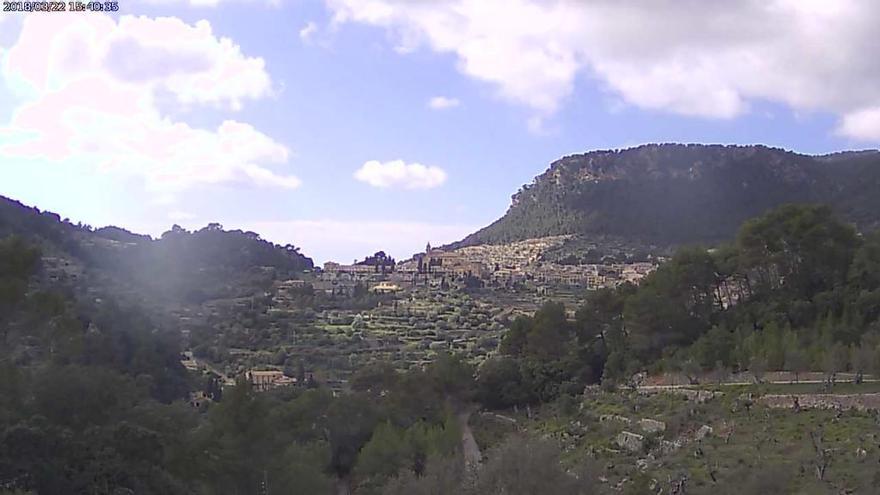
[6,194,880,494]
[485,204,880,407]
[97,223,313,303]
[0,232,601,493]
[456,144,880,249]
[0,195,313,306]
[500,385,880,494]
[383,435,597,495]
[0,239,473,493]
[0,235,519,494]
[187,288,510,385]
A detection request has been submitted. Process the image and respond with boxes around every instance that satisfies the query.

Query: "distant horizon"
[1,190,472,265]
[3,2,879,263]
[5,141,878,264]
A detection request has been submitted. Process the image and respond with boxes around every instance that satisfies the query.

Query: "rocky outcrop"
[639,418,666,434]
[695,425,713,441]
[616,431,645,453]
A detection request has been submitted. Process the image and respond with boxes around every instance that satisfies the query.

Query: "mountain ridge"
[449,143,880,250]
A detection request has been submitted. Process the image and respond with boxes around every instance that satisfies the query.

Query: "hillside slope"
[453,144,880,249]
[0,195,314,305]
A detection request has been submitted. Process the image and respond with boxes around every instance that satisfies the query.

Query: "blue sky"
[1,1,878,263]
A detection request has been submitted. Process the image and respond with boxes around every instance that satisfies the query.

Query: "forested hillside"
[0,196,313,304]
[454,144,880,249]
[480,204,880,406]
[4,198,880,493]
[0,238,587,493]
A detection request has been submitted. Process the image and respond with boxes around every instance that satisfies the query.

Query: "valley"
[3,144,880,494]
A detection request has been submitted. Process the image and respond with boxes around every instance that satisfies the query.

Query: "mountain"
[0,195,314,305]
[453,144,880,250]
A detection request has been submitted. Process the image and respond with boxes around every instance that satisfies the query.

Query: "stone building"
[246,370,295,392]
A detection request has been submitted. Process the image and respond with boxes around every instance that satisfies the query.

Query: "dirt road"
[459,410,482,471]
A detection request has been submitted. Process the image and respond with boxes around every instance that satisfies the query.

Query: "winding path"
[459,410,482,471]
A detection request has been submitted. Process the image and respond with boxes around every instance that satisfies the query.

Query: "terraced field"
[473,381,880,494]
[190,289,533,386]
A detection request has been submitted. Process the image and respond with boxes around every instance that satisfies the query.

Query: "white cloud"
[299,21,318,43]
[0,14,300,193]
[327,0,880,142]
[242,219,477,263]
[427,96,460,110]
[354,159,447,190]
[837,107,880,141]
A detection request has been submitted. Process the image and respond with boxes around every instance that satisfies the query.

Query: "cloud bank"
[0,14,300,193]
[327,0,880,142]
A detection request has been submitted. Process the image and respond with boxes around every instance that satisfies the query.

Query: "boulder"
[615,431,645,453]
[695,425,713,440]
[639,418,666,434]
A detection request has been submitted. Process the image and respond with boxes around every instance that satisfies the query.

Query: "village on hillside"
[314,236,658,297]
[176,237,660,395]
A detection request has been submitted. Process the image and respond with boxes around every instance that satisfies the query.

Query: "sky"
[1,0,879,264]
